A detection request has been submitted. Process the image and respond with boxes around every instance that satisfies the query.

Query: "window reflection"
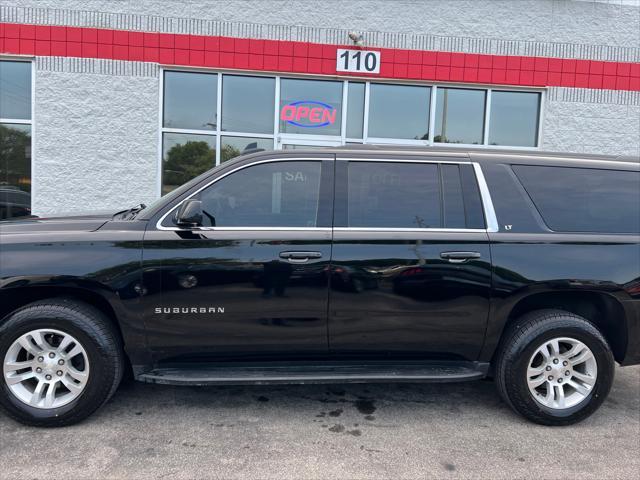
[221,136,273,163]
[222,75,275,134]
[163,71,217,130]
[435,88,485,144]
[197,161,321,227]
[348,162,441,228]
[0,61,31,120]
[0,124,31,219]
[162,133,216,194]
[489,91,540,147]
[368,84,430,140]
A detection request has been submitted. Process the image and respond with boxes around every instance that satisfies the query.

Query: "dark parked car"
[0,146,638,427]
[0,187,31,220]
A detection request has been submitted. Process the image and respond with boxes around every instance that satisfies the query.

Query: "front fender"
[0,226,149,365]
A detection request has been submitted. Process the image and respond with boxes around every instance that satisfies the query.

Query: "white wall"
[33,59,159,215]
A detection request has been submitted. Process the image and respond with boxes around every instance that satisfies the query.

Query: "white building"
[0,0,638,218]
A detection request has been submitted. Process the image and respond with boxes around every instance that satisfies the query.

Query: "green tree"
[220,144,241,163]
[163,140,215,190]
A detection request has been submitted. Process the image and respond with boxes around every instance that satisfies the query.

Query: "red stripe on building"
[1,22,639,91]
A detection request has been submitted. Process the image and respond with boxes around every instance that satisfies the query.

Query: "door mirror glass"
[174,199,204,227]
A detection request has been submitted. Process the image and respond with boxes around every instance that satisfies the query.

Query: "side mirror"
[174,199,203,228]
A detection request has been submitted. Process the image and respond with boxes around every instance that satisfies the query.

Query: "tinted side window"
[441,164,466,228]
[348,162,441,228]
[513,165,640,233]
[196,161,321,227]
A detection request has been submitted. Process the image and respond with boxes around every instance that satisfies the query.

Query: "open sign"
[280,100,337,128]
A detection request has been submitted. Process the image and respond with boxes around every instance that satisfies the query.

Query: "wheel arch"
[0,285,126,352]
[491,290,628,364]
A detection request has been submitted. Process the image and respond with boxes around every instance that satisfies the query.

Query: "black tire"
[495,309,615,426]
[0,298,124,427]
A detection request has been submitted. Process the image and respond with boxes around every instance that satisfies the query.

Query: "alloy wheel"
[526,336,598,410]
[3,328,90,409]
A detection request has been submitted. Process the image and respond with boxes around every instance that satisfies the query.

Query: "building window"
[162,132,215,195]
[434,88,485,145]
[160,68,543,194]
[222,75,274,134]
[221,136,273,163]
[161,71,276,193]
[279,78,343,136]
[163,71,217,130]
[368,84,431,140]
[489,91,541,147]
[0,60,32,219]
[345,82,365,139]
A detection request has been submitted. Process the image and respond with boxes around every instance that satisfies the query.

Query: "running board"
[137,362,489,386]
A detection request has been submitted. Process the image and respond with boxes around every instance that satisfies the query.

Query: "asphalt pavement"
[0,365,638,479]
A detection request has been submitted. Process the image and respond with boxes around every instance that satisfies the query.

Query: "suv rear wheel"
[0,298,124,427]
[495,309,615,426]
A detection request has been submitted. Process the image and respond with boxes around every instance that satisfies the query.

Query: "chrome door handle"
[279,251,323,263]
[440,251,481,263]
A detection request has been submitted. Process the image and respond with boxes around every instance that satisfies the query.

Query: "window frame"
[433,86,487,146]
[333,157,496,233]
[487,90,543,148]
[156,157,333,231]
[0,57,35,215]
[158,66,545,197]
[154,154,499,233]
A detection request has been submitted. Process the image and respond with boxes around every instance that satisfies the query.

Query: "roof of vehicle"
[238,144,639,166]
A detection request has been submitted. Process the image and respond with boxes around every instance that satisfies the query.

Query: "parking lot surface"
[0,365,638,479]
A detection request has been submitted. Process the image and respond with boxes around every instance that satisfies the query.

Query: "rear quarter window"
[512,164,640,234]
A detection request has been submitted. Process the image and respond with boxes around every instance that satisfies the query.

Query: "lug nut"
[56,370,63,376]
[553,359,559,364]
[37,356,44,363]
[49,352,55,359]
[36,367,42,373]
[565,371,570,376]
[558,378,563,383]
[563,361,568,366]
[45,374,52,380]
[548,375,554,380]
[58,359,64,365]
[545,366,552,371]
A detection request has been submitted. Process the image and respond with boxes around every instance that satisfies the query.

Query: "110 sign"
[336,49,381,74]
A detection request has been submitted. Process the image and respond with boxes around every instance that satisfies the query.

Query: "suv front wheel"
[495,309,615,426]
[0,298,124,427]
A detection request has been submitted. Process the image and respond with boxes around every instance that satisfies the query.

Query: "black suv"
[1,147,638,427]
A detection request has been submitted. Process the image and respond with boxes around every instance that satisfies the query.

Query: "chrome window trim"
[156,157,326,231]
[161,226,333,232]
[472,163,499,233]
[333,227,486,233]
[338,157,470,164]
